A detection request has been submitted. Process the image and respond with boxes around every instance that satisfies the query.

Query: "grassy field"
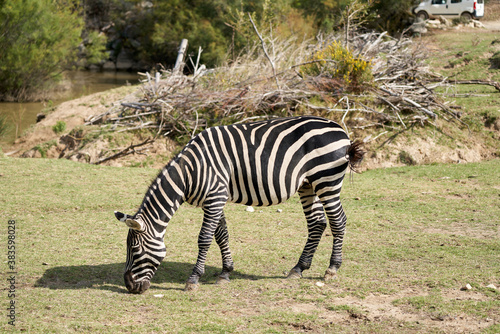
[422,30,500,155]
[1,156,498,333]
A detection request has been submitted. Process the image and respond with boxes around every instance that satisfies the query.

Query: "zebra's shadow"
[35,261,276,293]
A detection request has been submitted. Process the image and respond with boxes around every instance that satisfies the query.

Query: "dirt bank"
[3,84,496,170]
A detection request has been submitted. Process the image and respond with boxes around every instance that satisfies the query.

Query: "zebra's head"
[114,211,167,294]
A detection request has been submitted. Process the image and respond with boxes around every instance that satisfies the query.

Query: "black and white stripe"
[115,116,364,293]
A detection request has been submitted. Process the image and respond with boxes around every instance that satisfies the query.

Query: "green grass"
[427,32,500,82]
[416,31,500,160]
[52,120,67,135]
[0,157,499,333]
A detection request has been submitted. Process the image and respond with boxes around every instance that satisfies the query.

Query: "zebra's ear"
[125,218,144,231]
[114,211,144,231]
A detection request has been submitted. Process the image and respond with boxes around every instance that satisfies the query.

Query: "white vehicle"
[413,0,484,21]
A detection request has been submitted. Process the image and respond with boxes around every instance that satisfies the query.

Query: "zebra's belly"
[228,195,290,207]
[226,178,301,207]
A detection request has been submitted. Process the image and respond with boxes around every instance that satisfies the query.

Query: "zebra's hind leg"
[287,183,327,279]
[321,194,347,281]
[214,212,234,285]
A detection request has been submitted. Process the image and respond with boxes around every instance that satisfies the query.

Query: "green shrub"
[301,40,373,89]
[81,31,109,67]
[0,0,82,101]
[366,0,417,34]
[452,16,471,25]
[52,121,67,135]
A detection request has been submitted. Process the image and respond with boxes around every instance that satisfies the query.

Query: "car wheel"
[416,11,429,21]
[461,12,472,21]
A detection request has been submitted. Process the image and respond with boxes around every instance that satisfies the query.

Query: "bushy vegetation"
[367,0,420,33]
[0,0,82,101]
[301,40,373,89]
[52,121,67,135]
[79,30,109,67]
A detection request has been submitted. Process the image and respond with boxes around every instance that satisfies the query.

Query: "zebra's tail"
[347,139,366,173]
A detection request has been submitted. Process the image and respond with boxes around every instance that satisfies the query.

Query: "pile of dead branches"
[82,29,496,164]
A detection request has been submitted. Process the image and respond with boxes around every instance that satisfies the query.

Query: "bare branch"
[247,13,281,90]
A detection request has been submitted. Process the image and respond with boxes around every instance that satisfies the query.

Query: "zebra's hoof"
[215,276,230,285]
[286,268,302,279]
[324,268,338,281]
[184,282,199,291]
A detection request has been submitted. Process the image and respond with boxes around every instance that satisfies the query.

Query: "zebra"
[114,116,364,293]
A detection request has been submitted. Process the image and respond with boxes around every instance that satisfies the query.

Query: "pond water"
[0,71,140,145]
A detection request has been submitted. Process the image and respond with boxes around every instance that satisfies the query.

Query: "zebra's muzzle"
[124,270,151,294]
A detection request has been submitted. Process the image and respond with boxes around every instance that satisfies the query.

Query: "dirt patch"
[363,135,490,170]
[286,288,495,333]
[2,86,176,167]
[4,86,139,156]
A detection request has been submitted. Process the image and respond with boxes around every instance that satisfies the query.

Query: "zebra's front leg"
[214,212,234,285]
[185,206,225,291]
[288,184,327,279]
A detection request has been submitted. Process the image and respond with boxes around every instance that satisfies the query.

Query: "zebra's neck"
[136,158,188,232]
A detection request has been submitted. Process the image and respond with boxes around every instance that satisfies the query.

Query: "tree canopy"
[0,0,82,101]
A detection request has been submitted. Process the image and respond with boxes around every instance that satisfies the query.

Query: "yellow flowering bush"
[302,41,373,89]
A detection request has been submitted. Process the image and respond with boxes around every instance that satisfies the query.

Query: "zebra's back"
[183,116,351,207]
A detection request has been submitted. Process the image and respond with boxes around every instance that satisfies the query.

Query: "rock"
[410,21,428,34]
[438,16,451,27]
[36,113,46,123]
[315,281,325,287]
[461,283,472,291]
[245,206,255,212]
[472,20,484,28]
[427,19,442,29]
[153,294,164,298]
[486,284,497,290]
[276,209,283,213]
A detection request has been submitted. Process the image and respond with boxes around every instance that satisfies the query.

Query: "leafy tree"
[292,0,355,32]
[0,0,83,101]
[80,30,109,67]
[367,0,420,34]
[149,0,233,67]
[103,0,304,70]
[103,0,236,69]
[292,0,419,34]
